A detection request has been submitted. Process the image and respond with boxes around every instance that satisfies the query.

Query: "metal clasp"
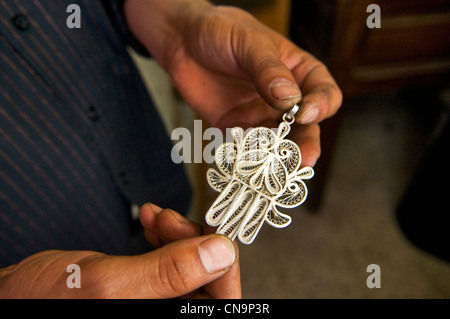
[282,104,300,124]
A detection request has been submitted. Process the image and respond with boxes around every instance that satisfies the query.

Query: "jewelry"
[205,105,314,244]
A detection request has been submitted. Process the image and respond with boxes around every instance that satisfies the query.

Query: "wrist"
[124,0,212,69]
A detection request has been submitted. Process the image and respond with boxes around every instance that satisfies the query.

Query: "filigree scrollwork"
[205,117,314,244]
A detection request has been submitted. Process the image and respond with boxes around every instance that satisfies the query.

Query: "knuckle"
[325,84,343,118]
[156,254,188,297]
[74,254,117,298]
[334,86,344,110]
[258,57,285,71]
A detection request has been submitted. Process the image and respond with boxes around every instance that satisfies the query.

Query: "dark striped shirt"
[0,0,191,267]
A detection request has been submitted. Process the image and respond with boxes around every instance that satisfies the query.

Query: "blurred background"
[130,0,450,298]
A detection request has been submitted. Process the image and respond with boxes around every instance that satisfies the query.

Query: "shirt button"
[119,171,130,185]
[86,105,100,121]
[12,14,30,31]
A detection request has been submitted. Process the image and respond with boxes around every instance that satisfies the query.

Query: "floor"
[239,91,450,298]
[132,54,450,299]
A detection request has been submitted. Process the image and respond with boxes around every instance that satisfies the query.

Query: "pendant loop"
[282,104,300,124]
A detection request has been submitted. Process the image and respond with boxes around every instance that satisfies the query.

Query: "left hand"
[139,203,241,299]
[125,0,342,167]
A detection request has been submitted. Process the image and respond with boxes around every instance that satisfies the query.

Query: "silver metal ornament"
[205,105,314,244]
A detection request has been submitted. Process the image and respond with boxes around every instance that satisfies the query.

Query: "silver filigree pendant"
[205,105,314,244]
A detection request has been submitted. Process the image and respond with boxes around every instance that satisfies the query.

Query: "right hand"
[0,204,240,298]
[125,0,342,168]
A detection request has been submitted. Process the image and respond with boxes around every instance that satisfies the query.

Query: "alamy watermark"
[64,3,380,31]
[66,4,81,29]
[366,4,381,29]
[170,120,280,164]
[66,264,81,288]
[366,264,381,288]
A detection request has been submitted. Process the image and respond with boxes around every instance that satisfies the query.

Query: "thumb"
[129,234,236,298]
[244,53,302,110]
[234,30,301,110]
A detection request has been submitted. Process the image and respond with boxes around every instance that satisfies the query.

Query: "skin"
[0,0,342,298]
[0,205,240,298]
[124,0,342,167]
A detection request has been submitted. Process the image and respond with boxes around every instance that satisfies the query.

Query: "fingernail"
[145,202,163,214]
[198,236,236,274]
[164,208,192,225]
[299,107,319,124]
[270,79,301,101]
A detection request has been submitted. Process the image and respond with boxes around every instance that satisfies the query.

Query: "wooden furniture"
[290,0,450,210]
[199,0,450,212]
[290,0,450,96]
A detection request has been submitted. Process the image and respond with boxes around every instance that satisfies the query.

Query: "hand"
[139,203,241,298]
[125,0,343,167]
[0,204,240,298]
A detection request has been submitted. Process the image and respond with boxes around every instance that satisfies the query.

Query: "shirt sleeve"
[101,0,151,57]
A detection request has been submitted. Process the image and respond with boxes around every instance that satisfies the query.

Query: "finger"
[139,203,201,248]
[1,236,236,299]
[254,60,302,111]
[203,239,241,299]
[156,209,202,245]
[105,234,237,298]
[239,49,302,111]
[202,223,242,299]
[230,20,302,110]
[214,98,281,130]
[290,123,321,168]
[294,62,343,125]
[139,203,162,247]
